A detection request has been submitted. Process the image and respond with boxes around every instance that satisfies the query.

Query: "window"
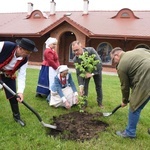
[97,42,112,65]
[69,44,75,62]
[135,44,150,49]
[34,13,40,18]
[111,8,139,19]
[121,12,130,18]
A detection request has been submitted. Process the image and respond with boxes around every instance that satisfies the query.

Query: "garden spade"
[0,80,57,130]
[103,104,122,117]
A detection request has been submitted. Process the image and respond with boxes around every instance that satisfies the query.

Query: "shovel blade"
[41,121,62,131]
[103,112,112,117]
[41,121,57,129]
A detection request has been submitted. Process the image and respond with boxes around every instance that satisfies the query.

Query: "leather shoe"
[98,104,104,109]
[116,130,135,139]
[148,128,150,135]
[14,117,26,127]
[35,93,44,98]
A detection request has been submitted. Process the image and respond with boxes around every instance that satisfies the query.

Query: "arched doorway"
[59,31,76,67]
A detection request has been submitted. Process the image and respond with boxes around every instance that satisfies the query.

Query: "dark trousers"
[84,73,103,105]
[1,74,20,116]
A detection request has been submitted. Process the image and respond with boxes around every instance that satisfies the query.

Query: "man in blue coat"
[0,38,38,126]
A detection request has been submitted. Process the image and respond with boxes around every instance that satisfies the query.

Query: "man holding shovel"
[110,47,150,138]
[0,38,38,126]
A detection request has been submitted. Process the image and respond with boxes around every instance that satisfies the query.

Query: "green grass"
[0,68,149,150]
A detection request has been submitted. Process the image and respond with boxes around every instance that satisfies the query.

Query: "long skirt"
[49,86,77,108]
[36,65,56,96]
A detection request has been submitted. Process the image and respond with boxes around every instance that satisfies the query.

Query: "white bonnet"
[0,84,3,90]
[57,65,69,73]
[45,37,57,48]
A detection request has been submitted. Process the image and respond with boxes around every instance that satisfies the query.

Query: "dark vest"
[0,41,28,78]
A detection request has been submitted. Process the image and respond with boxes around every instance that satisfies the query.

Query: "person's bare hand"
[65,101,71,109]
[17,93,23,102]
[121,102,127,107]
[75,96,78,104]
[79,86,84,96]
[85,72,93,78]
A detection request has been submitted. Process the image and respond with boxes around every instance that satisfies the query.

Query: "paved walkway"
[27,65,117,76]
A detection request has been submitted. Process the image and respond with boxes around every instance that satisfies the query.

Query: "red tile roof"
[0,9,150,40]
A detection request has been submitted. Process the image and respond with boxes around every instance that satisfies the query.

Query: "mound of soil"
[47,111,109,141]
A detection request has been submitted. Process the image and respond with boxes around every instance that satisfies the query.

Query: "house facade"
[0,0,150,68]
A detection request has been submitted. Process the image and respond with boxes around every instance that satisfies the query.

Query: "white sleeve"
[61,96,67,103]
[0,42,4,53]
[17,62,28,93]
[74,92,78,96]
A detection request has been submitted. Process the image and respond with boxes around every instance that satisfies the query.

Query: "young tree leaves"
[74,52,100,77]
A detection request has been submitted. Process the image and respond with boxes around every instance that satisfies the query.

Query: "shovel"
[0,80,57,130]
[103,104,121,117]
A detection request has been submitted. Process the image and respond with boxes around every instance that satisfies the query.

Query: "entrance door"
[59,32,76,67]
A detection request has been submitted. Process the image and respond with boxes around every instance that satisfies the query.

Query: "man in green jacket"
[111,47,150,138]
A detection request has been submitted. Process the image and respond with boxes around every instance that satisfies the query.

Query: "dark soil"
[47,111,109,142]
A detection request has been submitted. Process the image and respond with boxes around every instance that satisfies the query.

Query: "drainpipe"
[124,37,127,51]
[27,2,33,16]
[83,0,89,15]
[50,0,56,15]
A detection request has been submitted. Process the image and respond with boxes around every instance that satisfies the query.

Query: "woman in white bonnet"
[50,65,78,109]
[36,37,60,99]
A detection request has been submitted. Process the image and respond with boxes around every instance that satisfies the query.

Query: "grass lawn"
[0,68,149,150]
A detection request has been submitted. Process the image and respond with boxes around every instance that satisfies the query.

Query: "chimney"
[27,2,33,15]
[50,0,56,15]
[83,0,89,15]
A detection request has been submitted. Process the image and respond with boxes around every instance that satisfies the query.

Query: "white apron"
[49,86,77,107]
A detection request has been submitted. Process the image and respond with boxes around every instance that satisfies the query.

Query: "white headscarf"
[45,37,57,48]
[57,65,69,73]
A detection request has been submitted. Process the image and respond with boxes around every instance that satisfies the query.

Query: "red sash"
[0,48,25,79]
[60,75,66,85]
[0,49,16,69]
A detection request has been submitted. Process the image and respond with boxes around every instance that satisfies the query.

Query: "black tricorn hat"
[16,38,38,52]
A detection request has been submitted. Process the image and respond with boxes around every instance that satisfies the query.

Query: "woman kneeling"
[49,65,78,109]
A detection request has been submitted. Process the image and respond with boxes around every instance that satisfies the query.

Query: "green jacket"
[117,48,150,111]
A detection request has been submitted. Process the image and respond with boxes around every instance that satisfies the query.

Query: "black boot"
[148,128,150,135]
[10,102,26,127]
[13,113,26,127]
[35,93,43,98]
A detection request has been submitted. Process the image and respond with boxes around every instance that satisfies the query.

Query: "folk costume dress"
[50,72,78,108]
[36,38,60,97]
[0,38,38,127]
